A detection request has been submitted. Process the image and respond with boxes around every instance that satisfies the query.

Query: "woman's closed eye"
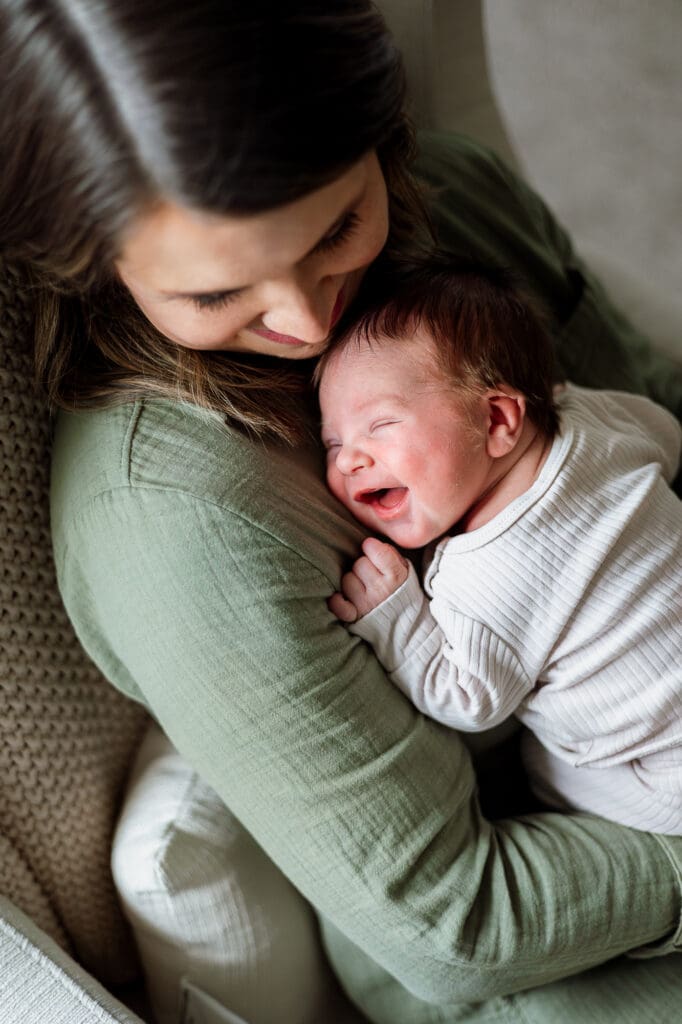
[312,211,360,255]
[190,289,243,312]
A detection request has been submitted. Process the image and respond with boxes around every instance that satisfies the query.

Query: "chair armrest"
[0,897,146,1024]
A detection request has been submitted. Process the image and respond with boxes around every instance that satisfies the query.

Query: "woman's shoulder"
[415,130,523,213]
[50,397,364,573]
[52,397,277,507]
[416,130,503,178]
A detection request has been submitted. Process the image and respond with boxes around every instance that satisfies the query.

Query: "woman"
[2,2,681,1022]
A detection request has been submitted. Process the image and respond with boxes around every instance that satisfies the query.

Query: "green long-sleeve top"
[51,134,682,1023]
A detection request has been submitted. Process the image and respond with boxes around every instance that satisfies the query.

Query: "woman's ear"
[485,389,526,458]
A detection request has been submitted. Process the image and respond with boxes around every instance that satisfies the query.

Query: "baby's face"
[319,331,490,548]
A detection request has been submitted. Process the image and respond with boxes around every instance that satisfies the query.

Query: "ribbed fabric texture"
[0,258,149,985]
[352,385,682,834]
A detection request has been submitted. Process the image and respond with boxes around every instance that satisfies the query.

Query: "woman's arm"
[52,400,681,1007]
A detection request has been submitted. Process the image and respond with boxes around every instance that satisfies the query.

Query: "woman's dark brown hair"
[0,0,430,439]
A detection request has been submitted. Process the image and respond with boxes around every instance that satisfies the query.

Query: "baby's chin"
[379,524,441,550]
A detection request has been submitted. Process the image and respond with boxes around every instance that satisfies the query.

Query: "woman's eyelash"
[190,290,241,312]
[314,211,361,254]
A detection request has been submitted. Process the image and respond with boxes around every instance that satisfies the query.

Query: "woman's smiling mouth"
[248,326,309,346]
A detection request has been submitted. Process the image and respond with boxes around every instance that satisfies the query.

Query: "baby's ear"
[485,388,526,458]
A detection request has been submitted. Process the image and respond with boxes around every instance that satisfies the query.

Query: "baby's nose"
[336,444,372,475]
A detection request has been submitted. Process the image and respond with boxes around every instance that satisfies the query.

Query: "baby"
[317,254,682,835]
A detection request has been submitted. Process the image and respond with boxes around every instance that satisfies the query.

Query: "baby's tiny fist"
[361,537,409,589]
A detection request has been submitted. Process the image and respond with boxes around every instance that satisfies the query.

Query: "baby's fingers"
[349,555,383,589]
[339,566,371,604]
[327,591,358,623]
[361,537,409,586]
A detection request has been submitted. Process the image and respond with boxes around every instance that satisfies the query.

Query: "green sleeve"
[53,418,681,1010]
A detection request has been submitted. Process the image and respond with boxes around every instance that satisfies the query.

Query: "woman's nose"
[262,276,334,343]
[335,443,372,475]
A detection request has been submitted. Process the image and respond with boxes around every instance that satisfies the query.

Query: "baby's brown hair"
[317,251,561,438]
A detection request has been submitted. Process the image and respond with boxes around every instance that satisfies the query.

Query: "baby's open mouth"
[356,487,408,513]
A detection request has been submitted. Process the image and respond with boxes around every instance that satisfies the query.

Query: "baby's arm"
[331,539,533,731]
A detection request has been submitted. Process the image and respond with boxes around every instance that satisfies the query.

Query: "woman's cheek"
[360,210,389,266]
[338,191,389,274]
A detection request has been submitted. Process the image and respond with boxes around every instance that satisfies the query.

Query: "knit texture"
[0,257,149,986]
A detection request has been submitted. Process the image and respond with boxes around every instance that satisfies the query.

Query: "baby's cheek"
[326,467,350,509]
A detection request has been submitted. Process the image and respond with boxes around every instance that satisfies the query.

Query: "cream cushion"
[111,723,333,1024]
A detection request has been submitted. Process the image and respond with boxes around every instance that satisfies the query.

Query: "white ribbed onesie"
[350,385,682,834]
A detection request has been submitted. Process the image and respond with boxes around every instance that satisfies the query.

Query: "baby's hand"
[328,538,409,623]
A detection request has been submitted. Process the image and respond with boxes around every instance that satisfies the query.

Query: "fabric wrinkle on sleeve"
[414,603,534,731]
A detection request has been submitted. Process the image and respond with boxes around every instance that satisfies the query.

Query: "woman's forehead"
[115,154,377,295]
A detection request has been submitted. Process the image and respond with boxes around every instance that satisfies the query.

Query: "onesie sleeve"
[350,563,534,730]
